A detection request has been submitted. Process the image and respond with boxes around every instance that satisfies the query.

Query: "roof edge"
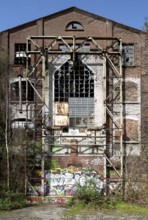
[0,7,146,34]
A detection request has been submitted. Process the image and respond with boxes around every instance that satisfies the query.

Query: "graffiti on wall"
[29,166,104,196]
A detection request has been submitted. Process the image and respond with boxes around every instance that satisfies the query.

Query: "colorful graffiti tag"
[33,166,104,196]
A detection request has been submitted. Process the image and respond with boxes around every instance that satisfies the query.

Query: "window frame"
[14,43,31,65]
[65,21,84,31]
[122,44,134,66]
[10,79,34,102]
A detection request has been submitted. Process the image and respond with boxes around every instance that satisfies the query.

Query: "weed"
[67,179,117,210]
[0,185,28,210]
[115,202,148,215]
[48,160,60,169]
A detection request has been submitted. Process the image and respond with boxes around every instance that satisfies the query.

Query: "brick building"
[0,7,147,197]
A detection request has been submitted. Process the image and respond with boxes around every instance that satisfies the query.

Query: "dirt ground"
[0,204,65,220]
[0,204,148,220]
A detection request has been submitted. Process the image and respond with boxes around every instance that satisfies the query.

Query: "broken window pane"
[54,59,95,127]
[122,44,134,66]
[54,59,94,101]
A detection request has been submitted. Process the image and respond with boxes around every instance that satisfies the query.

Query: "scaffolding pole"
[103,55,107,194]
[25,35,124,195]
[119,38,124,195]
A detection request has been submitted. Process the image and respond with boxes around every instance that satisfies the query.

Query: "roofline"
[0,6,146,34]
[1,7,78,33]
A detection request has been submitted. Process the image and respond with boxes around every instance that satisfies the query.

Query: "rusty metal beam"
[25,35,124,196]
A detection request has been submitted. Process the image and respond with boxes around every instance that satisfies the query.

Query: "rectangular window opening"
[11,80,34,102]
[122,44,134,66]
[14,43,31,65]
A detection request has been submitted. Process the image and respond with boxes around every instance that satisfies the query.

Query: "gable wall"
[1,9,147,152]
[44,11,108,37]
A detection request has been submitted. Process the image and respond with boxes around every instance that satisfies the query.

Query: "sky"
[0,0,148,32]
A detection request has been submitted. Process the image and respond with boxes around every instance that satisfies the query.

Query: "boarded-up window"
[69,97,95,127]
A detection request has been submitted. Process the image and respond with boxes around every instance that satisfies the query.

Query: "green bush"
[0,186,28,210]
[49,160,60,169]
[68,179,117,209]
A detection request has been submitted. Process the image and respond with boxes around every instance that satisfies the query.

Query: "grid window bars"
[15,43,31,65]
[54,59,95,127]
[54,59,94,102]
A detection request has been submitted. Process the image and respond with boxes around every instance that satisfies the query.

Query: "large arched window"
[54,59,94,102]
[54,59,95,127]
[66,21,83,30]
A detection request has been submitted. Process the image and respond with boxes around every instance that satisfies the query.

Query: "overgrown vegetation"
[66,179,148,217]
[66,175,148,217]
[143,17,148,32]
[0,40,9,190]
[68,179,119,210]
[0,40,29,211]
[0,184,28,211]
[66,200,148,218]
[115,202,148,215]
[47,159,60,169]
[125,154,148,206]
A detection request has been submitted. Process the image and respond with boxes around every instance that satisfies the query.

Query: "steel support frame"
[25,36,123,195]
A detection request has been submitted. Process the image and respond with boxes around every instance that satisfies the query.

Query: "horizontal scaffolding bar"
[27,51,120,55]
[29,36,120,41]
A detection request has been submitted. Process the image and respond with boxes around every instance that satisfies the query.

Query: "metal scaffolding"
[24,36,124,195]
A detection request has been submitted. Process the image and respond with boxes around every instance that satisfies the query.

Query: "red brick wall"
[1,9,145,152]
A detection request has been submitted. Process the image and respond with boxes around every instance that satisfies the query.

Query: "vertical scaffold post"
[119,38,124,195]
[18,74,22,113]
[41,54,46,196]
[25,38,29,196]
[72,36,76,62]
[103,55,107,194]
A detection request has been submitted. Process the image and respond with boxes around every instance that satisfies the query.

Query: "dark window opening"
[66,21,83,30]
[15,43,31,65]
[11,81,34,101]
[62,127,69,133]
